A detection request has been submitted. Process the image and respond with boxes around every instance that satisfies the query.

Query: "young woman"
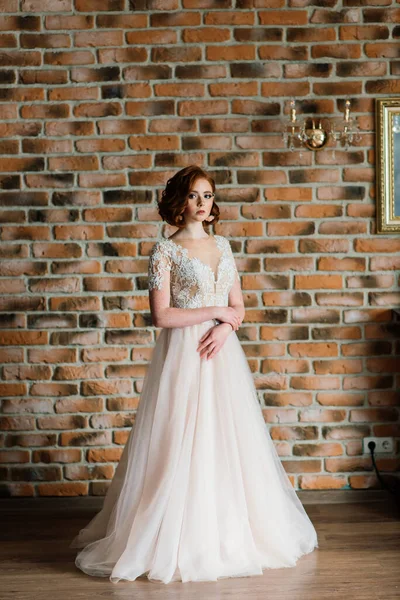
[70,165,318,584]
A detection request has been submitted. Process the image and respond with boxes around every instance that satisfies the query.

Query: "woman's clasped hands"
[196,307,243,361]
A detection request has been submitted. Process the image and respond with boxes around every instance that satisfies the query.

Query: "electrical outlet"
[363,436,393,454]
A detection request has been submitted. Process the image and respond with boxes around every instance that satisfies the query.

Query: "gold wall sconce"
[282,97,362,156]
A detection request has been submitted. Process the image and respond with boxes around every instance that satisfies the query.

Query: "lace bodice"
[147,235,240,308]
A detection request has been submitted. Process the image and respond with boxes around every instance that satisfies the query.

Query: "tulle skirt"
[69,319,319,584]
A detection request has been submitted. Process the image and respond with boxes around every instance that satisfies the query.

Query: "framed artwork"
[375,97,400,234]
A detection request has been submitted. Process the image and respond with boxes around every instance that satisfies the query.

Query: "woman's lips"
[197,210,205,214]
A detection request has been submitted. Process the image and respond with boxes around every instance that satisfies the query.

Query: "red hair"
[157,165,220,229]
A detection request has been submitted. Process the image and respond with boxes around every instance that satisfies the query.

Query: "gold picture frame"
[375,97,400,234]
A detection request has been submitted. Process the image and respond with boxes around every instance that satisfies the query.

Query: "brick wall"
[0,0,399,497]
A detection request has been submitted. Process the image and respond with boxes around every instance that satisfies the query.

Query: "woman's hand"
[196,323,233,361]
[214,306,243,331]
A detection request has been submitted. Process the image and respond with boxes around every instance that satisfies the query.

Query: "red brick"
[206,45,255,61]
[181,100,230,117]
[182,27,230,43]
[261,81,310,97]
[74,0,124,10]
[203,11,255,25]
[259,10,308,25]
[299,475,347,489]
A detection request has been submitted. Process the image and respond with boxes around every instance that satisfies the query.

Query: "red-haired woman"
[70,165,318,584]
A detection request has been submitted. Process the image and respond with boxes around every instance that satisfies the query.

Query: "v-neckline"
[165,235,224,284]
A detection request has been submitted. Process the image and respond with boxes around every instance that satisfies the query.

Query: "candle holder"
[282,98,362,158]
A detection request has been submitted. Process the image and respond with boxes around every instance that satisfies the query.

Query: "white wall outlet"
[363,436,394,454]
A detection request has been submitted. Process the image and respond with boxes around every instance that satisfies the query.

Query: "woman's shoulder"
[214,234,230,248]
[152,236,172,248]
[149,238,172,259]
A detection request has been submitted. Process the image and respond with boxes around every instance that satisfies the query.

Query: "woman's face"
[182,177,214,224]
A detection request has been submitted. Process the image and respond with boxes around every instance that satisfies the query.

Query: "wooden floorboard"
[1,492,399,600]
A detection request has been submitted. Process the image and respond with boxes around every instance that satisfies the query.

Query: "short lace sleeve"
[225,238,240,283]
[147,241,172,291]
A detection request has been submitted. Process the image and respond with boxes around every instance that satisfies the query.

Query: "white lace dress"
[69,234,319,584]
[147,234,240,309]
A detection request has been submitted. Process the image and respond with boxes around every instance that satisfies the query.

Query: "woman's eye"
[188,193,212,199]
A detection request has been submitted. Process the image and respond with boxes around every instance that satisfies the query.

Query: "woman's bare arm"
[228,276,245,324]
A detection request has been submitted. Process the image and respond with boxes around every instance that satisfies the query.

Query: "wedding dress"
[69,234,319,584]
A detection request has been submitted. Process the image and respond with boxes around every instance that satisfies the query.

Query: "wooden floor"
[1,492,399,600]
